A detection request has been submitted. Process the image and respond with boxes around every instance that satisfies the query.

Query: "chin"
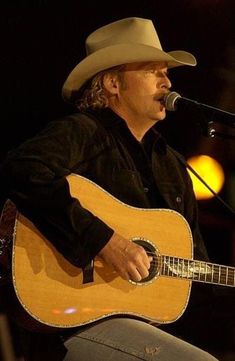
[155,110,166,121]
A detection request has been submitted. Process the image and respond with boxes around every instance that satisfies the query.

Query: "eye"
[145,69,155,75]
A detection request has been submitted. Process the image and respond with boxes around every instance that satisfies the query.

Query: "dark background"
[1,1,235,360]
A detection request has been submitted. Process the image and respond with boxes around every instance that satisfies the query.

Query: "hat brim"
[62,43,196,102]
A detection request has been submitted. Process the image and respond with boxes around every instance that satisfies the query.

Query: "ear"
[103,73,119,95]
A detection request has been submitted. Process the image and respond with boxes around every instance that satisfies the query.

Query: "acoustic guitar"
[11,174,235,329]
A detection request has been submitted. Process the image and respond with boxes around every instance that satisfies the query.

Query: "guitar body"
[12,174,193,328]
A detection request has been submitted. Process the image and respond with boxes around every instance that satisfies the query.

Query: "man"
[1,17,218,360]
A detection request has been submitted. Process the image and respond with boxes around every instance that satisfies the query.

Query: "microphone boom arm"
[181,96,235,128]
[164,91,235,128]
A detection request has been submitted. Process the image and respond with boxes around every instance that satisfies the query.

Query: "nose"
[161,73,172,90]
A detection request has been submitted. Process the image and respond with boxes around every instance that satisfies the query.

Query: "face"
[108,61,171,128]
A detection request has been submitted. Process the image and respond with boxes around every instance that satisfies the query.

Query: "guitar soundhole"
[132,239,159,284]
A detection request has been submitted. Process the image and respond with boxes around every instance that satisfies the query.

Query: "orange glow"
[52,309,62,315]
[187,155,225,200]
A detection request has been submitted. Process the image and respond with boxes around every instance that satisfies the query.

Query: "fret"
[213,265,220,284]
[230,267,235,287]
[182,258,185,279]
[221,266,226,285]
[223,267,228,285]
[187,259,190,279]
[199,261,202,281]
[168,256,171,276]
[165,256,169,276]
[228,267,235,286]
[225,267,229,284]
[205,264,212,283]
[199,261,207,281]
[167,256,171,276]
[163,255,168,276]
[169,257,173,276]
[211,263,215,283]
[202,262,207,282]
[219,266,227,285]
[171,256,176,277]
[226,267,230,285]
[218,265,221,284]
[171,257,175,277]
[191,260,195,280]
[162,255,166,276]
[177,257,180,277]
[192,261,199,281]
[162,255,170,277]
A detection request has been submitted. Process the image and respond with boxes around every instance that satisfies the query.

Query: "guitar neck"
[161,255,235,287]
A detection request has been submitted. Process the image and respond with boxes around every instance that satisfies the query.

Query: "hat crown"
[86,17,163,55]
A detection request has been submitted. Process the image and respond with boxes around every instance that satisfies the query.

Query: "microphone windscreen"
[164,91,181,111]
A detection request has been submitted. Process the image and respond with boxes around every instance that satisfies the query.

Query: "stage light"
[187,155,225,200]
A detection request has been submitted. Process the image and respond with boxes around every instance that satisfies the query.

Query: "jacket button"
[176,196,182,203]
[143,187,149,193]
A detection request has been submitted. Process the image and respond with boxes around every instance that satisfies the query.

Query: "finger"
[137,264,150,279]
[136,247,152,270]
[142,254,152,269]
[128,263,149,281]
[148,256,153,267]
[128,268,142,282]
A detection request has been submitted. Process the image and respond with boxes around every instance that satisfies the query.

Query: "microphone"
[163,91,235,127]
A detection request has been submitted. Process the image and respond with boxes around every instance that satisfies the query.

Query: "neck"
[109,106,156,142]
[126,125,150,142]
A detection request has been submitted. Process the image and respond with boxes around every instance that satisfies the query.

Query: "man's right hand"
[98,232,152,282]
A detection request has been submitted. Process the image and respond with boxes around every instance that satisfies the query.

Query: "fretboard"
[161,255,235,287]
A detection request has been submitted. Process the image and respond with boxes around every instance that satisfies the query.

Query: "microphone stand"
[180,96,235,140]
[207,121,235,140]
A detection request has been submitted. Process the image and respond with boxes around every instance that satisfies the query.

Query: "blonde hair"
[75,65,125,111]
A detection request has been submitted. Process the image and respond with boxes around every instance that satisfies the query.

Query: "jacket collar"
[84,107,167,154]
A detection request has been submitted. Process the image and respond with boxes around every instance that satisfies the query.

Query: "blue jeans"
[63,318,218,360]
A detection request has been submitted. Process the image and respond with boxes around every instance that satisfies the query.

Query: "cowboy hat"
[62,17,196,102]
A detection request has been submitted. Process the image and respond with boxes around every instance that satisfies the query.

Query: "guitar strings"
[143,251,235,283]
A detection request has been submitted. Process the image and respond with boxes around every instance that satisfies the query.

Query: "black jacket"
[1,108,208,264]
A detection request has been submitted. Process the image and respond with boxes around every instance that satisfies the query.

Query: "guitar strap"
[0,199,17,285]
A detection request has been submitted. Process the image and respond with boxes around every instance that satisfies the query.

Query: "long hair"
[75,65,124,111]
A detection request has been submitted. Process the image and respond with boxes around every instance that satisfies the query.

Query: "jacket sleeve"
[0,115,113,268]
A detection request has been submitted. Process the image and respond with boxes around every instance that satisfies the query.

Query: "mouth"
[155,97,166,111]
[154,94,168,106]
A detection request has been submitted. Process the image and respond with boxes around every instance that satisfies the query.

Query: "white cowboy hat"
[62,17,196,102]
